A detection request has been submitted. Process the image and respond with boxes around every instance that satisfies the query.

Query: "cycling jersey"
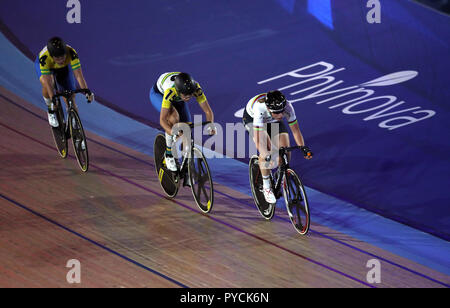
[37,45,81,75]
[155,72,207,109]
[245,93,297,130]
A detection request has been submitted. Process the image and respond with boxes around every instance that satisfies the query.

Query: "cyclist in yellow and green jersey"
[35,37,94,128]
[150,72,216,172]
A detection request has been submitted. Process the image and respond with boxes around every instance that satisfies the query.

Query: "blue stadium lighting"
[307,0,334,29]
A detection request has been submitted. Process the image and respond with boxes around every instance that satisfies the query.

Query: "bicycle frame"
[53,89,88,111]
[173,121,211,178]
[272,146,301,195]
[177,138,195,177]
[51,86,91,172]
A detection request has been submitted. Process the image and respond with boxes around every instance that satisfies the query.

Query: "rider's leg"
[150,85,178,155]
[166,107,180,156]
[273,132,290,166]
[172,101,192,154]
[243,111,276,204]
[258,134,276,204]
[35,58,52,104]
[56,67,78,113]
[39,76,52,104]
[245,118,273,188]
[39,75,59,127]
[162,107,180,172]
[256,133,272,190]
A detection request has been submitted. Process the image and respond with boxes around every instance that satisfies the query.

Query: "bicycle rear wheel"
[50,101,68,158]
[249,155,275,220]
[188,147,214,213]
[282,169,310,235]
[153,134,179,198]
[69,110,89,172]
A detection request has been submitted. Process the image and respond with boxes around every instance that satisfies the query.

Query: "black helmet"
[265,90,287,113]
[47,37,67,58]
[174,73,198,95]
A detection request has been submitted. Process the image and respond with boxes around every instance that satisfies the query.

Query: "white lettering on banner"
[367,0,381,24]
[226,122,248,159]
[203,123,224,158]
[245,61,436,131]
[66,259,81,284]
[337,95,395,112]
[366,259,381,283]
[283,68,346,95]
[378,110,436,130]
[258,61,336,84]
[66,0,81,24]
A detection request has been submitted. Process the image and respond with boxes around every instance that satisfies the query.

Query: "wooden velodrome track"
[0,86,448,288]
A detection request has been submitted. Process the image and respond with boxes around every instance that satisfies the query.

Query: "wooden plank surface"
[0,86,448,288]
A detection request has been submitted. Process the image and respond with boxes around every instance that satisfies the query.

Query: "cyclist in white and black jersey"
[243,90,313,204]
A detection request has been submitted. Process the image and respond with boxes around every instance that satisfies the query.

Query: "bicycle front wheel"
[188,147,214,213]
[282,169,310,235]
[69,110,89,172]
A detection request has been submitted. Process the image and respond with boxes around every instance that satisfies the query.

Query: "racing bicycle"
[249,146,310,235]
[50,87,91,172]
[154,122,214,213]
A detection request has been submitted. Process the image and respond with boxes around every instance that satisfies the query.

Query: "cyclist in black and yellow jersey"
[150,72,215,172]
[35,37,94,128]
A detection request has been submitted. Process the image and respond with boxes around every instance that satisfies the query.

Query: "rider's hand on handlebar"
[206,124,217,136]
[84,89,94,103]
[300,146,313,159]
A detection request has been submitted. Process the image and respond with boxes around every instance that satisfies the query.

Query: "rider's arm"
[198,100,214,123]
[194,85,212,122]
[284,101,305,146]
[73,68,88,89]
[289,121,305,147]
[73,68,94,102]
[289,120,313,159]
[68,47,93,101]
[67,47,86,88]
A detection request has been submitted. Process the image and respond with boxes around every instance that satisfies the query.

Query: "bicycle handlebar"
[280,146,303,153]
[187,121,211,129]
[53,89,91,100]
[280,145,313,159]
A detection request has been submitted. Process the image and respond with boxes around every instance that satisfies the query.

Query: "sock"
[44,97,54,111]
[262,175,271,189]
[165,133,173,156]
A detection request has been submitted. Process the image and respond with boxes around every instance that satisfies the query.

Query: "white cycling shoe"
[165,155,178,172]
[48,112,59,128]
[263,188,277,204]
